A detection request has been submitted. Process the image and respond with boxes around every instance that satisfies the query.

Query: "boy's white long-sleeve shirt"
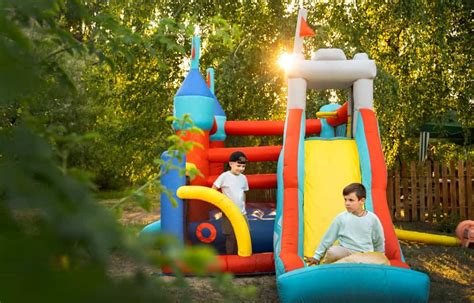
[313,211,385,260]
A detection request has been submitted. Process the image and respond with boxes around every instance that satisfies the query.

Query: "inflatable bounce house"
[143,7,431,302]
[145,33,280,274]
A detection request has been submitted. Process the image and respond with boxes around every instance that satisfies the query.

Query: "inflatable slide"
[273,8,430,302]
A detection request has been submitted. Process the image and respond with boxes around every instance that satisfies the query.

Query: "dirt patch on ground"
[108,253,278,303]
[400,241,473,302]
[108,246,472,303]
[100,199,160,226]
[120,211,160,226]
[108,206,473,302]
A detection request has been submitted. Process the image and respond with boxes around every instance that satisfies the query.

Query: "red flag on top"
[206,71,211,88]
[191,43,196,59]
[299,17,315,37]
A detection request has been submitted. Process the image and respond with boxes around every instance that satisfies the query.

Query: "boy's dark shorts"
[222,215,233,235]
[221,214,248,235]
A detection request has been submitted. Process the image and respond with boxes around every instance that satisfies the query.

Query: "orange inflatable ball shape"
[455,220,474,248]
[195,222,217,244]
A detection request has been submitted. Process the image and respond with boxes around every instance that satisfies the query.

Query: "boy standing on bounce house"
[306,183,389,265]
[212,151,249,254]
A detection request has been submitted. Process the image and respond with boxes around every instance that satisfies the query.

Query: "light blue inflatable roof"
[175,68,214,98]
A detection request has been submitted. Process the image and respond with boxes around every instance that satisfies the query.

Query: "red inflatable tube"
[224,119,321,136]
[225,120,285,136]
[306,119,322,134]
[280,109,305,272]
[177,130,213,222]
[360,109,404,265]
[209,141,225,176]
[161,253,275,275]
[210,118,218,135]
[217,253,274,274]
[208,146,282,163]
[326,102,348,127]
[207,173,277,189]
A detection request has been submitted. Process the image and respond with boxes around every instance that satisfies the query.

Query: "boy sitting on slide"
[305,183,389,265]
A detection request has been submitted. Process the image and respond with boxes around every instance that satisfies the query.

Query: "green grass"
[94,188,136,200]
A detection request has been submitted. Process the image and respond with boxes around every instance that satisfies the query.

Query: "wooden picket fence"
[246,161,473,223]
[387,161,473,222]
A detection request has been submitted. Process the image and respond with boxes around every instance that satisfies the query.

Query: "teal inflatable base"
[277,263,429,303]
[141,220,161,234]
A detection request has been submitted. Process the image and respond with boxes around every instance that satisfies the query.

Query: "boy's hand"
[304,257,320,266]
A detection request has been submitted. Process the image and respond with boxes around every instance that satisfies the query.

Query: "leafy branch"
[110,114,204,212]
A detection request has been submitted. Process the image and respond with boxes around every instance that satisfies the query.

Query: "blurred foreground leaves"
[0,1,253,302]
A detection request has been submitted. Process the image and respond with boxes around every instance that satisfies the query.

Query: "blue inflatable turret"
[319,103,346,138]
[173,36,215,131]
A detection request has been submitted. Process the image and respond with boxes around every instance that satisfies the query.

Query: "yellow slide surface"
[303,139,361,257]
[176,185,252,256]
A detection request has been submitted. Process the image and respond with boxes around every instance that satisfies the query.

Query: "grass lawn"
[105,198,473,302]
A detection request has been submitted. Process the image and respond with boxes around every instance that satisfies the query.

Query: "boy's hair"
[229,151,247,164]
[343,183,366,200]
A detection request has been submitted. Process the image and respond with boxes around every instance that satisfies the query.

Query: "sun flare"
[277,53,294,71]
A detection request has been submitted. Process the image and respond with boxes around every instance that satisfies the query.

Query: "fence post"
[419,162,426,221]
[394,166,402,221]
[410,161,418,221]
[426,161,433,220]
[441,163,449,215]
[449,161,457,216]
[434,161,441,217]
[402,163,410,221]
[387,169,394,219]
[467,161,473,219]
[458,161,466,219]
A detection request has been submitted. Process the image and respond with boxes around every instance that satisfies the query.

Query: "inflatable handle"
[176,185,252,256]
[316,111,337,119]
[395,229,461,246]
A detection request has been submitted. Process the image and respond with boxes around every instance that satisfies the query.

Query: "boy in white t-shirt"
[212,151,249,254]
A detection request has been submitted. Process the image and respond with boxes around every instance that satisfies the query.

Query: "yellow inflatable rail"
[176,185,252,256]
[395,229,460,246]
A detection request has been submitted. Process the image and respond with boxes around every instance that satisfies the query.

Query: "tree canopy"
[3,1,471,188]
